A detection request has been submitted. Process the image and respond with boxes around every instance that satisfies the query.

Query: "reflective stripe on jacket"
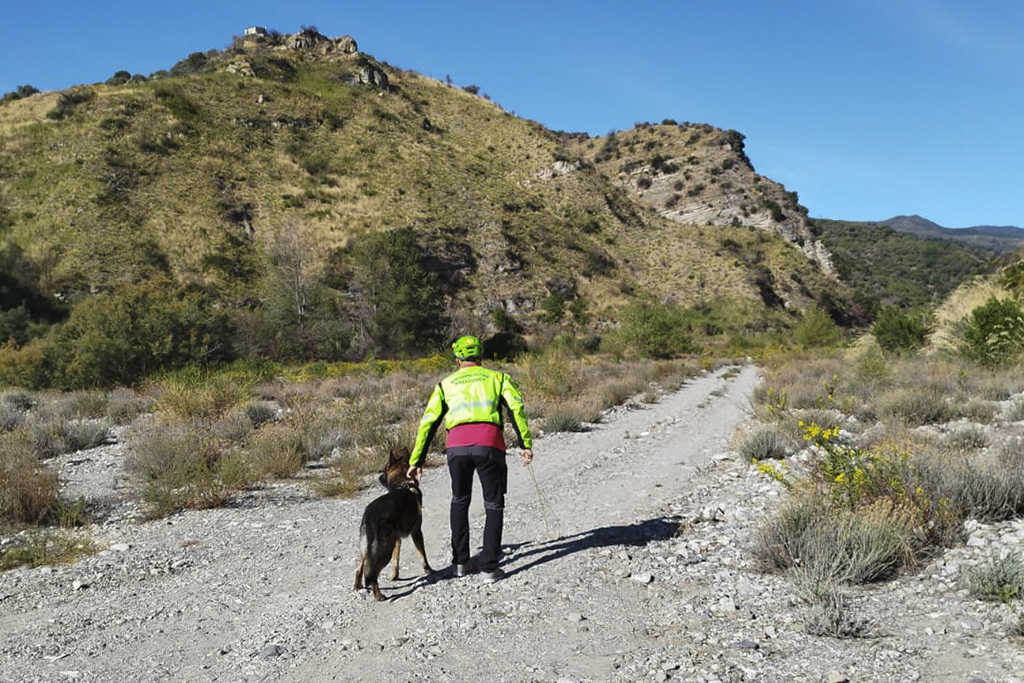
[408,365,533,467]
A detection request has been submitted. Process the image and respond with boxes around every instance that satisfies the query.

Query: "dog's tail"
[358,519,370,559]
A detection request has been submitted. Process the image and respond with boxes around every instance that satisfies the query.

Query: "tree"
[617,301,695,358]
[48,279,233,388]
[2,85,40,103]
[539,294,565,325]
[255,217,350,360]
[794,307,840,348]
[352,227,449,357]
[105,70,132,86]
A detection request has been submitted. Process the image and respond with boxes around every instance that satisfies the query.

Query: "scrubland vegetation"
[741,290,1024,635]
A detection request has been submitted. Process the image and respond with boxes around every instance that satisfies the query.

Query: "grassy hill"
[813,219,994,313]
[0,28,855,386]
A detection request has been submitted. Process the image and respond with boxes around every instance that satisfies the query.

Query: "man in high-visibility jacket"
[407,335,533,584]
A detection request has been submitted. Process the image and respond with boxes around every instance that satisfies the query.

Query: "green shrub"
[350,227,449,357]
[0,531,95,570]
[155,368,252,421]
[964,554,1024,603]
[872,306,929,354]
[854,345,892,385]
[793,308,840,348]
[958,297,1024,367]
[615,301,696,359]
[46,88,94,120]
[539,293,566,325]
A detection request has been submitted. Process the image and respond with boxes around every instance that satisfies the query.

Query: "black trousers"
[447,446,507,572]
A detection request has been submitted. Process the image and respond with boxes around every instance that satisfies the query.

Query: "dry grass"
[0,434,61,526]
[27,410,111,459]
[0,530,96,570]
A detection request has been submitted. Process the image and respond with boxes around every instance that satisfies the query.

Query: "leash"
[526,462,562,541]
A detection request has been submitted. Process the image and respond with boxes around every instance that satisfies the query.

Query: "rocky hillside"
[565,123,835,276]
[0,28,855,368]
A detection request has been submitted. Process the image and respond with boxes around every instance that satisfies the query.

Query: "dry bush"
[598,376,649,410]
[943,425,989,454]
[739,426,794,461]
[0,530,95,570]
[1007,400,1024,423]
[242,400,278,428]
[65,391,109,419]
[126,419,213,482]
[955,398,996,424]
[755,495,922,584]
[0,434,60,526]
[246,422,304,479]
[318,447,390,498]
[126,417,257,516]
[27,409,111,459]
[542,401,599,433]
[1,390,34,412]
[876,387,950,426]
[891,357,964,396]
[515,348,580,401]
[0,402,27,432]
[916,448,1024,523]
[105,388,153,424]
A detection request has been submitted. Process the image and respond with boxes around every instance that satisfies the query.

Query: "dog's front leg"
[411,529,434,575]
[390,539,402,580]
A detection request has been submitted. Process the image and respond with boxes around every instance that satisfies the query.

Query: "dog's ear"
[390,447,410,465]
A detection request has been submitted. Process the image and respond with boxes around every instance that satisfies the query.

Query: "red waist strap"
[446,423,506,452]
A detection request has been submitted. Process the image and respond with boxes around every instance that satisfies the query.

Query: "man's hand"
[407,466,422,482]
[519,449,533,466]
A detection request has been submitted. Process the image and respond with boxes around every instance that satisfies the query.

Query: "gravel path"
[3,364,1024,682]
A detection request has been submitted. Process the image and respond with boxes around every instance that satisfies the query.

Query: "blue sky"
[3,0,1021,228]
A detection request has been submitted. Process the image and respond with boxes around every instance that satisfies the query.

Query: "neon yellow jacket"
[409,365,533,467]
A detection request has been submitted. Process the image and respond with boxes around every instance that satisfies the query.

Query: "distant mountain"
[880,215,1024,253]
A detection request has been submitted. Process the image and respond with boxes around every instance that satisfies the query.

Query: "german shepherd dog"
[354,448,434,600]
